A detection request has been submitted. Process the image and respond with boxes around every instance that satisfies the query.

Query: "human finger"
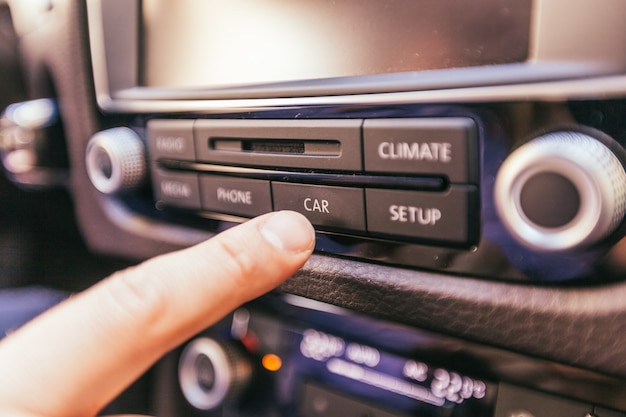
[0,210,315,417]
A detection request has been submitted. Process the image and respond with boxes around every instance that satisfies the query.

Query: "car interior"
[2,0,626,416]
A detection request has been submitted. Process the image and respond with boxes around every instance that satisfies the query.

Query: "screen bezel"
[87,0,626,113]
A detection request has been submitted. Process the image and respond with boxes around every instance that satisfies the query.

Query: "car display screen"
[140,0,532,89]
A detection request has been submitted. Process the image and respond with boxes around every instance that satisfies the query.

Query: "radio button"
[272,183,365,232]
[365,187,478,245]
[200,176,272,217]
[363,118,477,183]
[147,119,196,161]
[153,170,201,210]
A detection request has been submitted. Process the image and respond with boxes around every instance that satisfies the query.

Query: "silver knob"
[178,337,252,410]
[85,127,146,194]
[495,131,626,251]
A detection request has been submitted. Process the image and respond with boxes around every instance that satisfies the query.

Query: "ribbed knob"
[178,338,252,410]
[85,127,146,194]
[495,131,626,251]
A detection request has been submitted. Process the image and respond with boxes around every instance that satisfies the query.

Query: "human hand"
[0,211,315,417]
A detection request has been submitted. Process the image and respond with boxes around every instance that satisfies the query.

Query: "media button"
[147,119,196,161]
[153,170,201,210]
[200,176,272,217]
[365,186,478,245]
[363,118,477,183]
[272,183,365,232]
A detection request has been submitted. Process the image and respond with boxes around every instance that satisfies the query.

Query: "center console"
[161,295,626,417]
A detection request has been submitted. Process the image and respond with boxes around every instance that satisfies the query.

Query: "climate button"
[363,118,477,183]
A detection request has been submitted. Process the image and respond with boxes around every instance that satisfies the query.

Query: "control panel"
[146,118,479,247]
[157,296,626,417]
[84,102,626,282]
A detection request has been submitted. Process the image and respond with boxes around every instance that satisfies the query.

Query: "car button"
[200,175,272,217]
[272,183,365,232]
[153,170,201,210]
[363,118,477,183]
[365,186,477,245]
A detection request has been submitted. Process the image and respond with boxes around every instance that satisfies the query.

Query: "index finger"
[0,210,315,417]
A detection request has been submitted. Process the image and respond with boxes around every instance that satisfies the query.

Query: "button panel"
[147,117,480,247]
[272,183,366,232]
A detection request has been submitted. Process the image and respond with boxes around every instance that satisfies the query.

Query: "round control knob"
[178,337,252,410]
[85,127,146,194]
[495,131,626,251]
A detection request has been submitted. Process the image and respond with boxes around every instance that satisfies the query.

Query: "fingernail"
[260,211,315,253]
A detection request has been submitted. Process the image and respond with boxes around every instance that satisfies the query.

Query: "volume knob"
[495,131,626,251]
[85,127,146,194]
[178,338,252,410]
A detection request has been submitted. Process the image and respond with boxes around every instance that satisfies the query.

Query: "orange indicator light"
[262,353,283,372]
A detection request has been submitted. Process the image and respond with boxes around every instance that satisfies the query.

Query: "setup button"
[200,176,272,217]
[365,187,477,245]
[272,183,365,232]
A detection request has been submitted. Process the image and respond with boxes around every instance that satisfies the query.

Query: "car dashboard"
[3,0,626,416]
